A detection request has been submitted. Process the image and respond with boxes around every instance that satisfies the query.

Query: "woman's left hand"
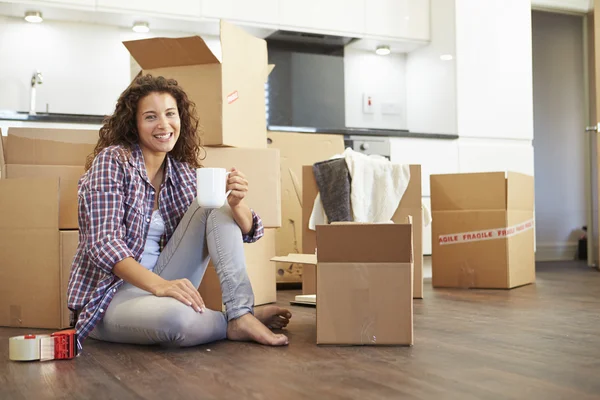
[226,167,249,208]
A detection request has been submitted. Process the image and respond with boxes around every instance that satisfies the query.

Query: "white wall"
[532,11,586,260]
[344,48,408,130]
[0,16,217,116]
[405,0,457,135]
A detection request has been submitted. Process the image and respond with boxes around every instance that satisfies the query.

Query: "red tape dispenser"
[9,329,79,362]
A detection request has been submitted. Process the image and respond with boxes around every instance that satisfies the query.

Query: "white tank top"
[139,209,165,271]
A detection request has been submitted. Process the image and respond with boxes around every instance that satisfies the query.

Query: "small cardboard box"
[199,229,277,310]
[430,171,535,289]
[124,20,273,149]
[301,164,424,298]
[0,127,98,229]
[202,146,281,228]
[267,131,345,283]
[0,176,79,329]
[272,221,414,346]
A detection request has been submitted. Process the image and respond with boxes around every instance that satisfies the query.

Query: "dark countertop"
[267,125,458,140]
[0,110,106,124]
[0,111,458,140]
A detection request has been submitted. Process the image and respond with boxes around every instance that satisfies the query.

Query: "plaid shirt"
[67,144,264,346]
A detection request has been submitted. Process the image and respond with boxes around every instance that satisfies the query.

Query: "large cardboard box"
[301,164,424,298]
[199,229,277,310]
[202,146,281,228]
[0,176,79,329]
[124,20,272,149]
[430,172,535,289]
[267,131,345,283]
[272,221,414,346]
[0,127,98,229]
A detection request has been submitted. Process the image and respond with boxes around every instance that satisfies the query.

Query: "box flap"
[506,172,534,211]
[123,36,219,69]
[430,172,507,211]
[0,178,59,229]
[6,127,98,144]
[270,253,317,265]
[266,64,275,82]
[316,223,412,263]
[0,133,5,178]
[4,135,95,166]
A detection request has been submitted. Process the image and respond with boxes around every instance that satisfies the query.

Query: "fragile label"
[438,219,534,246]
[227,91,239,104]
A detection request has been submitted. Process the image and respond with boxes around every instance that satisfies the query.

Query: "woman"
[67,75,291,350]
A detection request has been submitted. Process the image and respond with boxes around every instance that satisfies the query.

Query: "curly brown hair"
[85,74,204,171]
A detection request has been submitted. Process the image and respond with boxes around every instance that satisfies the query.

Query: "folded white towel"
[343,148,410,223]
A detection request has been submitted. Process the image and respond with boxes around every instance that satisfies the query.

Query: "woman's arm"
[231,202,254,235]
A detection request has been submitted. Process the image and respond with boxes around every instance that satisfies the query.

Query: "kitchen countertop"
[268,125,458,139]
[0,111,459,140]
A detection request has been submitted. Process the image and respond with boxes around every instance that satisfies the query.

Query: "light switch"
[363,93,374,114]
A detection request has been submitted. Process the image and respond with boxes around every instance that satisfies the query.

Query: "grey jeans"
[88,201,255,347]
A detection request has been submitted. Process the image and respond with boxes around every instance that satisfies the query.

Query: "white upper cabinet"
[279,0,365,36]
[202,0,280,26]
[96,0,202,19]
[37,0,95,8]
[366,0,430,40]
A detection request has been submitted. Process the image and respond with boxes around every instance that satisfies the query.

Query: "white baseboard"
[535,242,579,262]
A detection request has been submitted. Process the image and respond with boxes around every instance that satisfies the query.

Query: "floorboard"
[1,261,599,400]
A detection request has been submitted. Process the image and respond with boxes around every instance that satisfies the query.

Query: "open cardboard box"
[271,220,414,346]
[202,146,281,228]
[301,164,424,299]
[0,127,98,229]
[199,229,277,311]
[267,131,346,283]
[124,20,273,149]
[430,171,535,289]
[0,127,97,329]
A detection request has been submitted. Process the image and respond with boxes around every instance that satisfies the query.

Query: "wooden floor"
[1,261,600,400]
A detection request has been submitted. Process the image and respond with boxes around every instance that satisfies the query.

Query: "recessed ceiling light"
[440,54,454,61]
[132,21,150,33]
[24,11,43,23]
[375,45,391,56]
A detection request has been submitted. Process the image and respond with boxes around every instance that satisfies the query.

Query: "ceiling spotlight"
[132,21,150,33]
[375,45,391,56]
[440,54,454,61]
[24,11,43,23]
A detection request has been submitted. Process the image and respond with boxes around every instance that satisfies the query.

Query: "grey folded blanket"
[312,158,352,223]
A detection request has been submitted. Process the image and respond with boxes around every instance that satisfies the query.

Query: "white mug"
[196,168,232,208]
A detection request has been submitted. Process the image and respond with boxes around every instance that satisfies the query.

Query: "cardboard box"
[430,172,535,289]
[0,176,78,329]
[0,127,98,229]
[202,146,281,228]
[124,20,273,149]
[272,221,414,346]
[267,131,345,283]
[301,164,424,298]
[199,229,277,311]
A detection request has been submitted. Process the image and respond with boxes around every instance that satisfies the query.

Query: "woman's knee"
[155,301,227,347]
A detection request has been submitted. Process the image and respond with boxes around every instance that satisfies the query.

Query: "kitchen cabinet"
[34,0,95,8]
[96,0,202,19]
[202,0,280,26]
[366,0,430,40]
[279,0,365,36]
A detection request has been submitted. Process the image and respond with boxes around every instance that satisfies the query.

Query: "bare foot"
[227,313,289,346]
[254,305,292,330]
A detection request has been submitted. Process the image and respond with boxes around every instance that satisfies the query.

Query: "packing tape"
[438,219,534,246]
[9,335,50,361]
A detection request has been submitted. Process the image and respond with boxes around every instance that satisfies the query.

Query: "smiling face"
[136,92,181,157]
